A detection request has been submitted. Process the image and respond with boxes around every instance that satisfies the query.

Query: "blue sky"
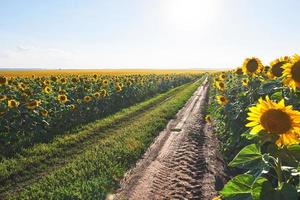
[0,0,299,69]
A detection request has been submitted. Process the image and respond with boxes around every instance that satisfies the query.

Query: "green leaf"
[251,177,274,200]
[271,91,283,101]
[251,178,298,200]
[220,174,254,200]
[229,144,262,169]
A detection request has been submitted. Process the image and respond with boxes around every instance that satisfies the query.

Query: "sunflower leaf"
[220,174,254,200]
[229,144,262,169]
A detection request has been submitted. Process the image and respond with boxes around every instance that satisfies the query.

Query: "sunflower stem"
[275,157,283,189]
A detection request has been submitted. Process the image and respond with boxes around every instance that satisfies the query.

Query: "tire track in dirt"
[115,78,225,200]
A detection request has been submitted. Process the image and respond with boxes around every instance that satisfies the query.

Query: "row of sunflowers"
[0,73,199,159]
[209,54,300,200]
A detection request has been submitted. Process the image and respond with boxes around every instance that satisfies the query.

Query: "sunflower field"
[209,54,300,200]
[0,73,199,159]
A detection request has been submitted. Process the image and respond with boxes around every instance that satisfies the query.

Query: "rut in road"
[115,79,226,200]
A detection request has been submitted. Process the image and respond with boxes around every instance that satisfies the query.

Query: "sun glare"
[161,0,219,30]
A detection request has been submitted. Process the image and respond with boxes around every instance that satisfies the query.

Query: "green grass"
[1,77,204,199]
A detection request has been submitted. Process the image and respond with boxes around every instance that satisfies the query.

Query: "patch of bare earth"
[115,79,226,200]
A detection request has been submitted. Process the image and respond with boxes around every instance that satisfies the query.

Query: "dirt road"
[115,79,226,200]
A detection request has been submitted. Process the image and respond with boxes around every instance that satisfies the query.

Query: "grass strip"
[6,78,202,200]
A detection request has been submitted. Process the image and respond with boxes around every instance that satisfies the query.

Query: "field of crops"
[0,70,205,199]
[209,54,300,200]
[1,54,300,200]
[0,72,201,158]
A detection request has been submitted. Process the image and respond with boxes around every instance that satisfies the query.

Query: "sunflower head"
[127,80,133,86]
[51,76,58,82]
[268,57,290,79]
[58,89,66,95]
[69,104,76,110]
[115,85,122,92]
[40,109,48,117]
[211,196,222,200]
[282,54,300,91]
[18,83,27,91]
[246,96,300,146]
[0,95,7,101]
[242,57,264,75]
[117,82,124,88]
[216,81,225,91]
[43,80,51,86]
[94,92,101,98]
[205,115,212,124]
[27,99,41,109]
[219,73,226,80]
[71,77,79,83]
[43,86,52,94]
[60,78,67,84]
[100,89,107,97]
[216,95,229,106]
[242,78,249,87]
[235,67,243,75]
[102,79,109,86]
[0,76,8,85]
[214,77,220,82]
[8,99,19,108]
[83,95,92,103]
[58,94,68,104]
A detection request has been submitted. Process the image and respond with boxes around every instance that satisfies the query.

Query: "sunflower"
[242,57,264,75]
[58,88,66,95]
[69,104,76,110]
[216,95,229,105]
[43,86,52,94]
[57,94,68,104]
[0,95,7,101]
[211,196,222,200]
[127,80,133,86]
[214,77,220,82]
[83,95,92,103]
[40,109,48,117]
[0,76,8,85]
[8,99,19,108]
[18,83,27,91]
[282,54,300,91]
[100,89,107,97]
[43,80,51,86]
[115,85,122,92]
[60,77,67,84]
[268,56,290,79]
[102,79,109,86]
[219,73,226,80]
[205,115,212,124]
[50,76,58,82]
[246,96,300,146]
[26,99,41,109]
[242,78,249,86]
[117,82,124,87]
[235,67,243,75]
[71,77,79,83]
[94,92,101,99]
[216,81,225,91]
